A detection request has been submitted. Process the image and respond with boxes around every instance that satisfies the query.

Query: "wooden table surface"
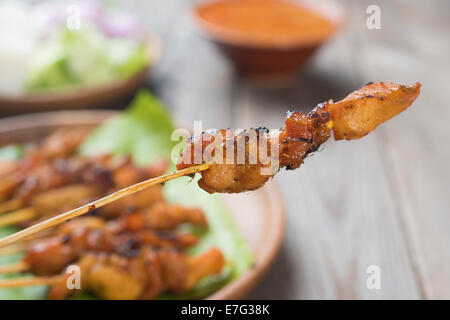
[121,0,448,299]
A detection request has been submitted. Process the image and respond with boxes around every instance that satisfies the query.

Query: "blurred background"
[0,0,449,299]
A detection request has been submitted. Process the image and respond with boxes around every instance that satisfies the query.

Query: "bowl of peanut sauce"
[194,0,345,85]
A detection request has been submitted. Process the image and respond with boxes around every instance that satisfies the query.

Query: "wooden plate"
[0,36,161,114]
[0,110,285,300]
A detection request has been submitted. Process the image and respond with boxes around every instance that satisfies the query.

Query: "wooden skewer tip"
[0,207,36,228]
[0,275,62,288]
[0,261,28,274]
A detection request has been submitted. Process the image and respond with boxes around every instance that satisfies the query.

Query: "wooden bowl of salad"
[0,1,160,114]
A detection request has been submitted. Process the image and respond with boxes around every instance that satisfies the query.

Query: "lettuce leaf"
[0,227,47,300]
[0,144,24,161]
[80,90,174,166]
[0,90,252,299]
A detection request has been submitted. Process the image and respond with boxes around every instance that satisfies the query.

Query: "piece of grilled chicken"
[177,82,421,193]
[23,202,208,276]
[48,247,225,300]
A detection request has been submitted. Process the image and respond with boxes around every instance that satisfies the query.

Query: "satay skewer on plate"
[0,247,225,300]
[0,164,212,249]
[0,204,208,275]
[0,219,206,275]
[0,82,421,250]
[0,202,222,300]
[0,151,169,222]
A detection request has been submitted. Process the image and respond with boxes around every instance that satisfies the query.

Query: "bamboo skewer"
[0,261,28,274]
[0,184,102,227]
[0,275,63,288]
[0,208,36,228]
[0,243,27,256]
[0,199,23,215]
[0,164,212,249]
[0,234,63,257]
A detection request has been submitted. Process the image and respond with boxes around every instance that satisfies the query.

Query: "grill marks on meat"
[278,104,332,170]
[177,105,332,194]
[330,82,421,140]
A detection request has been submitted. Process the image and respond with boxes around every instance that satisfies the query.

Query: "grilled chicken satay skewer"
[0,204,208,275]
[0,200,207,255]
[0,82,420,248]
[0,185,100,227]
[0,164,212,248]
[0,161,107,216]
[0,275,62,288]
[177,82,421,193]
[0,247,225,300]
[0,154,167,215]
[0,182,162,228]
[0,261,28,274]
[0,128,90,206]
[0,157,168,229]
[0,206,217,300]
[0,222,204,276]
[0,199,22,216]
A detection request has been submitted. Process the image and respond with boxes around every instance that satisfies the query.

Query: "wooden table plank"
[239,0,421,298]
[350,0,450,299]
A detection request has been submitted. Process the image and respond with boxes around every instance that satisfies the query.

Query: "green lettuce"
[0,227,47,300]
[26,27,150,92]
[0,90,253,299]
[0,145,24,161]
